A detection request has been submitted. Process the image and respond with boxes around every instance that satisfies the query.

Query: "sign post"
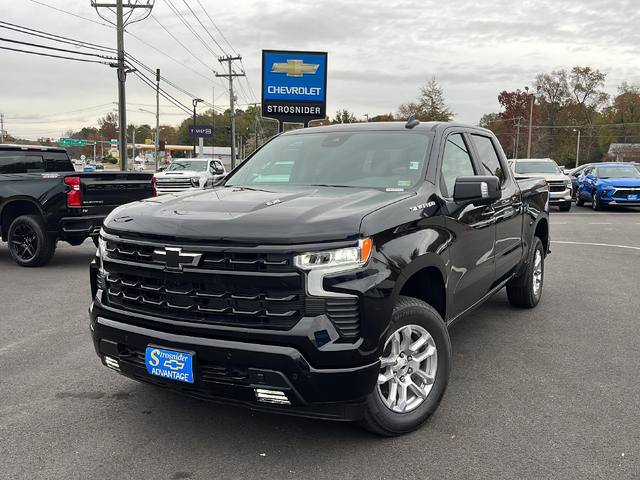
[262,50,328,131]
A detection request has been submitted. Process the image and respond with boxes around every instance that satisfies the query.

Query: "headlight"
[190,176,201,187]
[564,179,571,187]
[97,233,107,273]
[294,238,373,271]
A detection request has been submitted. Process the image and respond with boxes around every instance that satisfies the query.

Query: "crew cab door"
[439,131,496,319]
[468,133,523,283]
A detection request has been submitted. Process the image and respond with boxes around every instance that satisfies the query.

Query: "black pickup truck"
[89,122,550,436]
[0,145,155,267]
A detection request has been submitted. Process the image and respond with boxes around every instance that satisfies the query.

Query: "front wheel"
[506,236,544,308]
[592,190,603,211]
[559,203,571,212]
[360,296,451,436]
[576,191,585,206]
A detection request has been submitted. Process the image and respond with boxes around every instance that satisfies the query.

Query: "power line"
[0,37,116,61]
[180,0,227,55]
[0,45,114,65]
[162,0,219,59]
[30,0,114,29]
[0,21,116,54]
[196,0,237,56]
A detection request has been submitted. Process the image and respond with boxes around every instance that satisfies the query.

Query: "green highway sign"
[59,138,95,147]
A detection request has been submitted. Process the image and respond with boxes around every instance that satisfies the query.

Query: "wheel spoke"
[380,356,396,368]
[408,379,428,400]
[397,383,408,411]
[387,380,398,409]
[414,369,435,385]
[390,333,401,356]
[409,334,428,353]
[378,369,394,385]
[412,345,436,362]
[400,326,412,351]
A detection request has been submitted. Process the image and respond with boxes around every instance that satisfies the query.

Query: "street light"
[192,98,204,158]
[573,128,581,168]
[140,108,161,170]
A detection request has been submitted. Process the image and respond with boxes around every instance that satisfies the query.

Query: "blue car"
[576,163,640,210]
[83,165,95,172]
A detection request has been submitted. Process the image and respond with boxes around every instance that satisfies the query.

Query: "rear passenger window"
[471,134,505,185]
[440,133,475,197]
[0,155,44,174]
[44,152,74,172]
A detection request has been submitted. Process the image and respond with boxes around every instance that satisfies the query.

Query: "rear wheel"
[7,215,56,267]
[592,190,603,211]
[360,296,451,436]
[507,236,544,308]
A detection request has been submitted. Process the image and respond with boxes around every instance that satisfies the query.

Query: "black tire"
[506,236,544,308]
[575,191,585,206]
[592,190,603,211]
[359,296,451,437]
[7,215,56,267]
[559,203,571,212]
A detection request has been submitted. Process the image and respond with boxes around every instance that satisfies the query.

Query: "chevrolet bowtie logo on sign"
[271,59,320,77]
[153,247,202,271]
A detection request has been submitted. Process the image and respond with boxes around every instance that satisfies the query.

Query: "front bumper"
[89,310,379,421]
[549,189,572,204]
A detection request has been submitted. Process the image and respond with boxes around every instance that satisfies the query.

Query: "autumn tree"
[98,112,118,140]
[332,109,358,124]
[397,77,454,122]
[368,113,395,122]
[598,82,640,153]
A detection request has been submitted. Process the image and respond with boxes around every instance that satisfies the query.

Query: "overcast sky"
[1,0,639,140]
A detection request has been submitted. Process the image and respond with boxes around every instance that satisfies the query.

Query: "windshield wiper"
[224,186,272,192]
[310,184,357,188]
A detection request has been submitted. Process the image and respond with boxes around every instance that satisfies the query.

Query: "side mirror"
[453,176,501,205]
[586,174,594,179]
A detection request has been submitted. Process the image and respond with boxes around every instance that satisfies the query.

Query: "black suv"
[89,122,550,435]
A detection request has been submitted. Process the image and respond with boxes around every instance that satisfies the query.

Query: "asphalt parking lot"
[1,207,639,480]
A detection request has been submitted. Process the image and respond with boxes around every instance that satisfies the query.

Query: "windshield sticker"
[398,180,411,187]
[410,162,420,170]
[386,187,405,192]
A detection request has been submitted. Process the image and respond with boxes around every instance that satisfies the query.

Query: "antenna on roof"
[405,115,420,130]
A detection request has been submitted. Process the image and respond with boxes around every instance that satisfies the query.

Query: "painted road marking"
[551,222,567,225]
[588,222,612,225]
[552,241,640,251]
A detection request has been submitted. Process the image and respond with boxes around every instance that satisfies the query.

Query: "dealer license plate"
[628,194,638,200]
[145,347,194,383]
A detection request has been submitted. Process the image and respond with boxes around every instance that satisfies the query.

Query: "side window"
[44,153,74,172]
[471,134,505,185]
[440,133,475,197]
[0,154,44,174]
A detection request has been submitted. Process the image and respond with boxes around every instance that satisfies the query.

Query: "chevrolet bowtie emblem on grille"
[271,59,320,77]
[153,247,202,271]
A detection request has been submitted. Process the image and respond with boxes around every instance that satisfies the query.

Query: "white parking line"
[552,241,640,251]
[588,222,612,225]
[551,222,567,225]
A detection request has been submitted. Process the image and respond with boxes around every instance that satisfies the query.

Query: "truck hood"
[155,170,205,178]
[515,173,568,182]
[104,186,412,244]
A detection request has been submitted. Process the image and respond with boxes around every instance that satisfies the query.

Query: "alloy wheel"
[377,324,438,413]
[532,248,543,297]
[11,224,38,261]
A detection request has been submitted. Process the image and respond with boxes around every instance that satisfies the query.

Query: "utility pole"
[0,113,4,143]
[192,98,203,158]
[91,1,154,171]
[255,107,259,151]
[574,129,581,168]
[155,68,160,171]
[216,55,244,169]
[515,117,521,158]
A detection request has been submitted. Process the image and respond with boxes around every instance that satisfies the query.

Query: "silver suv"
[510,158,572,211]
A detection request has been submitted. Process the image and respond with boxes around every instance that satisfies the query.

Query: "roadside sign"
[188,125,214,138]
[59,138,95,146]
[262,50,328,127]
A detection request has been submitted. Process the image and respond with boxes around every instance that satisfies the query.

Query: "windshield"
[167,160,207,172]
[226,132,431,190]
[598,167,640,179]
[515,161,560,174]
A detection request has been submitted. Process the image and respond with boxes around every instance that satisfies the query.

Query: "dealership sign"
[262,50,328,127]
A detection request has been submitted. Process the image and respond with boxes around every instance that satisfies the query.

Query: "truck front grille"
[548,181,566,192]
[104,269,304,329]
[155,179,192,192]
